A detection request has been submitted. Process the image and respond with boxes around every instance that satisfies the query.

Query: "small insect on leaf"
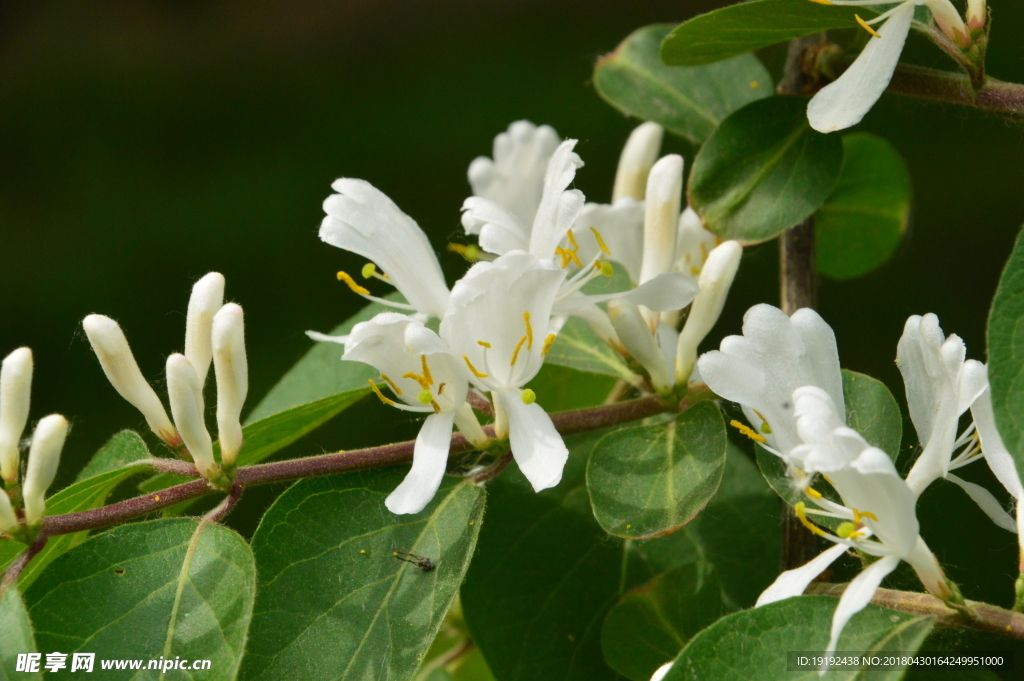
[392,550,436,572]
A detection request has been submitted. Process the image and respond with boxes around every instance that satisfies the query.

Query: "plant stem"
[806,582,1024,641]
[0,534,47,595]
[39,395,672,538]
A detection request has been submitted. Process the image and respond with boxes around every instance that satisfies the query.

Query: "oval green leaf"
[600,562,723,681]
[241,468,485,681]
[587,402,727,539]
[661,0,875,66]
[688,96,844,244]
[594,23,771,145]
[0,586,39,681]
[817,133,911,280]
[543,317,639,383]
[663,596,933,681]
[988,226,1024,484]
[25,518,256,681]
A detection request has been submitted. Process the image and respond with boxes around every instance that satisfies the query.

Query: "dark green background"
[3,0,1024,619]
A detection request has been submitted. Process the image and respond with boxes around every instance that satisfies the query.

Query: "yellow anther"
[554,246,582,269]
[836,521,857,539]
[822,474,835,485]
[729,419,767,443]
[368,379,396,406]
[361,263,377,279]
[541,333,557,355]
[420,354,434,385]
[807,0,833,5]
[477,340,492,348]
[448,243,481,261]
[566,229,579,249]
[417,389,434,405]
[337,271,370,296]
[402,372,430,390]
[510,335,528,366]
[597,261,614,278]
[380,373,403,396]
[753,409,772,434]
[853,508,879,523]
[463,355,489,378]
[521,389,537,405]
[856,14,881,38]
[523,311,533,349]
[794,502,827,537]
[589,227,611,255]
[805,487,822,499]
[437,382,446,395]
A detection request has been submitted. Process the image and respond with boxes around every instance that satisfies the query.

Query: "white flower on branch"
[212,303,248,469]
[166,354,219,480]
[23,414,68,526]
[0,347,33,485]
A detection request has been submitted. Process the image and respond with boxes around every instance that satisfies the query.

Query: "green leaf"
[756,369,902,525]
[543,317,639,382]
[0,455,152,589]
[816,133,911,280]
[594,24,771,145]
[241,468,485,681]
[661,0,875,66]
[462,431,779,681]
[587,402,727,539]
[987,226,1024,483]
[25,518,256,680]
[526,364,617,413]
[663,596,933,681]
[0,587,39,681]
[688,96,844,244]
[600,562,723,681]
[74,430,150,482]
[139,387,369,498]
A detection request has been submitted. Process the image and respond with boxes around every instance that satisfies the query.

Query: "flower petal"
[461,196,530,255]
[946,473,1018,533]
[824,555,900,660]
[806,1,915,133]
[972,387,1024,500]
[386,411,456,514]
[497,389,568,492]
[529,140,586,260]
[755,543,848,607]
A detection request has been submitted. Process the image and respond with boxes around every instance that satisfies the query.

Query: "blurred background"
[3,0,1024,619]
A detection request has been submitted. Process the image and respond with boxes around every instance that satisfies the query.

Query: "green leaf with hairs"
[0,586,39,681]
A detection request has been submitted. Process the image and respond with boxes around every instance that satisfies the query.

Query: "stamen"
[402,372,430,390]
[337,271,370,296]
[794,502,827,537]
[589,227,611,255]
[421,355,434,386]
[380,373,403,396]
[753,409,773,434]
[836,521,857,539]
[463,355,489,378]
[805,487,823,499]
[729,419,767,443]
[368,379,396,406]
[448,243,481,261]
[541,333,557,355]
[856,14,882,38]
[520,389,537,405]
[566,229,579,249]
[361,263,377,279]
[477,340,492,348]
[822,474,835,485]
[806,0,833,5]
[596,261,614,278]
[417,389,433,405]
[523,312,533,349]
[852,508,879,523]
[510,335,528,366]
[437,382,446,395]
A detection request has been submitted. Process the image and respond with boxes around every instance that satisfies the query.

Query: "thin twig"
[0,534,48,596]
[204,483,243,524]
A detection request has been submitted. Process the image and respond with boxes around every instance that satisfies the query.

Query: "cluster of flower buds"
[309,120,745,513]
[0,348,68,541]
[83,273,248,490]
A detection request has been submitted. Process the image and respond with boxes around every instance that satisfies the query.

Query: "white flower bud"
[23,414,67,525]
[0,487,17,533]
[966,0,986,29]
[0,347,33,483]
[675,241,742,385]
[612,122,664,203]
[639,155,683,287]
[608,298,673,395]
[212,304,247,467]
[674,207,718,277]
[185,272,225,388]
[83,315,179,445]
[166,354,217,478]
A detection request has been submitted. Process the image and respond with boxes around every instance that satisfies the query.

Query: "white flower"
[344,313,488,514]
[650,662,674,681]
[184,272,225,388]
[897,314,988,496]
[608,298,674,396]
[697,304,844,458]
[319,178,451,320]
[807,0,968,133]
[441,252,569,492]
[0,347,33,484]
[23,414,68,526]
[166,354,219,480]
[639,155,684,288]
[758,387,950,666]
[674,207,719,278]
[612,122,664,203]
[212,303,248,468]
[467,120,560,227]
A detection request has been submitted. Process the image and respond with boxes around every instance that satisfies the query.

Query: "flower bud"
[0,487,17,533]
[608,298,673,395]
[185,272,226,388]
[674,207,717,277]
[212,304,247,467]
[676,241,742,385]
[927,0,969,45]
[166,354,216,478]
[0,347,33,484]
[966,0,986,30]
[639,155,683,286]
[612,122,664,203]
[23,414,67,525]
[83,315,179,445]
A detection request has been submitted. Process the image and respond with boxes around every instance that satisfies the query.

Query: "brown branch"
[0,534,47,595]
[806,583,1024,641]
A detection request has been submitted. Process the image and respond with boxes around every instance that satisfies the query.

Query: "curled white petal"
[0,347,33,483]
[185,272,225,387]
[946,473,1017,533]
[528,140,586,261]
[971,386,1024,500]
[756,543,847,607]
[386,411,456,515]
[824,555,900,665]
[23,414,68,525]
[497,389,568,492]
[166,354,216,478]
[213,304,248,467]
